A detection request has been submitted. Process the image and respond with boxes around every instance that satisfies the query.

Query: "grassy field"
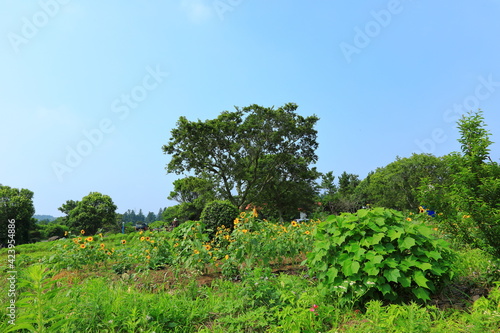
[1,213,500,332]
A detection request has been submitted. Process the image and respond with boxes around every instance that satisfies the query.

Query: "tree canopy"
[0,185,36,245]
[355,154,447,211]
[60,192,117,235]
[162,103,320,220]
[167,176,217,221]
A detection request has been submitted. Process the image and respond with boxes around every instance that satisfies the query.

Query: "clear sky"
[1,1,500,217]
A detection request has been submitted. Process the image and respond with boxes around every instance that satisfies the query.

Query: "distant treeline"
[120,208,165,224]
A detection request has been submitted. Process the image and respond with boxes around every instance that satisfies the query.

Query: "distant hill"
[33,215,57,222]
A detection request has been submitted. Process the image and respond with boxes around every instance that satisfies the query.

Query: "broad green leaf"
[371,255,384,264]
[374,217,385,226]
[383,257,398,268]
[415,224,433,238]
[425,250,442,260]
[379,283,392,295]
[363,262,380,276]
[317,261,328,272]
[346,242,361,254]
[399,257,418,271]
[342,259,360,276]
[354,247,367,260]
[358,209,368,218]
[417,262,433,271]
[398,275,411,287]
[316,240,330,250]
[387,229,403,241]
[384,243,395,253]
[383,268,401,283]
[430,265,445,275]
[412,287,430,301]
[345,222,357,230]
[372,233,385,245]
[351,261,360,274]
[399,236,416,250]
[335,235,347,246]
[373,243,388,254]
[413,270,429,288]
[326,267,339,282]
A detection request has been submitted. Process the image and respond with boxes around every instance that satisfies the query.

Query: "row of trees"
[2,103,498,255]
[163,105,499,257]
[0,182,175,244]
[121,208,165,224]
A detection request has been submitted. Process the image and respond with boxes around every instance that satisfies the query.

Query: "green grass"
[2,227,500,332]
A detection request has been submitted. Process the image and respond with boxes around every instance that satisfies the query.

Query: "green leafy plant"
[8,264,70,332]
[170,220,211,272]
[306,207,454,304]
[200,200,239,236]
[419,110,500,256]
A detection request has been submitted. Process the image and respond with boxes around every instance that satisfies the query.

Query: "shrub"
[40,224,70,239]
[306,207,454,305]
[200,200,239,236]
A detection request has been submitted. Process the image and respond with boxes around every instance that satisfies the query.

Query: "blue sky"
[1,0,500,217]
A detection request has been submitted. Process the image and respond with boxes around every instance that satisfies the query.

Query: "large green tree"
[61,192,117,235]
[317,171,362,214]
[356,154,447,211]
[0,185,36,245]
[162,103,320,216]
[168,176,217,221]
[420,110,500,255]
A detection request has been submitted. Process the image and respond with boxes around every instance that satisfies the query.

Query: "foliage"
[63,192,118,235]
[356,154,447,211]
[162,103,320,215]
[318,171,362,215]
[161,205,180,223]
[7,264,69,332]
[0,185,36,245]
[419,110,500,256]
[169,220,211,272]
[148,220,168,229]
[200,200,239,236]
[3,210,500,332]
[168,176,217,221]
[306,208,454,305]
[221,211,317,276]
[38,223,69,239]
[451,248,500,288]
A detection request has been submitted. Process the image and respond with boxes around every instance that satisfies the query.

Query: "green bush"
[306,207,454,305]
[40,224,69,239]
[148,220,167,229]
[200,200,239,236]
